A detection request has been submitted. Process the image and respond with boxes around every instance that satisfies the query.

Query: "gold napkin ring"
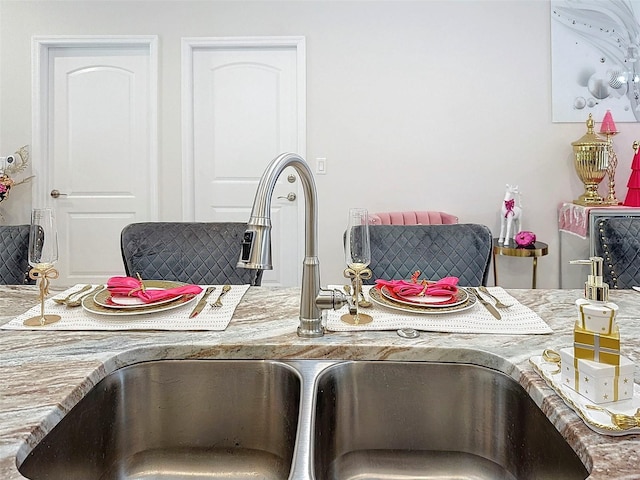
[542,348,561,364]
[542,348,561,373]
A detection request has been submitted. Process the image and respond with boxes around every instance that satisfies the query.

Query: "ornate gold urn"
[572,114,610,206]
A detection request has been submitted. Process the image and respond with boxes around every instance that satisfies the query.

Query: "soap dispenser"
[569,256,618,334]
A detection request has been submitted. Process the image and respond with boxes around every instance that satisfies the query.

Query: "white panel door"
[33,37,158,286]
[185,37,305,287]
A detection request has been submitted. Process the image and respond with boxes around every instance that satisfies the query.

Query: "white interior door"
[33,37,158,287]
[183,37,306,287]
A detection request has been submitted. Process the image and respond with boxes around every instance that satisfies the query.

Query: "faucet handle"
[316,288,355,314]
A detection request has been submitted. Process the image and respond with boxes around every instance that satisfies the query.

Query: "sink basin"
[18,359,590,480]
[19,360,301,480]
[312,361,589,480]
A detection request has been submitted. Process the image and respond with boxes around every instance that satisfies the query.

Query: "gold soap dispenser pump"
[569,256,618,333]
[570,256,608,302]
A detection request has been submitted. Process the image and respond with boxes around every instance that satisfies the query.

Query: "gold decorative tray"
[530,353,640,436]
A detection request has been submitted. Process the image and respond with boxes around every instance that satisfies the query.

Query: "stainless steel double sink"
[18,359,589,480]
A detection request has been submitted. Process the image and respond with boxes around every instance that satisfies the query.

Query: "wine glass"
[342,208,373,325]
[24,208,61,326]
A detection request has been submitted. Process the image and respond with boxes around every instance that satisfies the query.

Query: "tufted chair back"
[361,224,492,286]
[121,222,263,286]
[0,225,34,285]
[594,217,640,289]
[369,211,458,226]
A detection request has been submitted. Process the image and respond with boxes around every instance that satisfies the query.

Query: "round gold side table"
[492,238,549,289]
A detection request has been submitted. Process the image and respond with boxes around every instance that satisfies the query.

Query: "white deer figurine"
[498,184,522,246]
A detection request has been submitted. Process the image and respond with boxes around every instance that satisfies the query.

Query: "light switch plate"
[316,157,327,175]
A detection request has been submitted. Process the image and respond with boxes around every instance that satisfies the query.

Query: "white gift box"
[575,299,618,335]
[560,347,635,404]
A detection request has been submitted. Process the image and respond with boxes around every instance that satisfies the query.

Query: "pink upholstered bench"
[369,211,458,225]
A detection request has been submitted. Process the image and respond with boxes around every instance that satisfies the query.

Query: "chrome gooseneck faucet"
[237,152,349,337]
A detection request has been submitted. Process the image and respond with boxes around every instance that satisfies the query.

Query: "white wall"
[1,0,633,289]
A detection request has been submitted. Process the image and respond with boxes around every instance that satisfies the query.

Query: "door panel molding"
[32,35,159,210]
[181,36,306,219]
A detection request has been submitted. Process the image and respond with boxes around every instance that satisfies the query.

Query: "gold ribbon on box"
[577,303,616,335]
[572,357,623,402]
[574,324,620,366]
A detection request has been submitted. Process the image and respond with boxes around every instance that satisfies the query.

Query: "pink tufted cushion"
[370,211,458,225]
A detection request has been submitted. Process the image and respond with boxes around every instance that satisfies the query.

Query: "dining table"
[1,283,639,479]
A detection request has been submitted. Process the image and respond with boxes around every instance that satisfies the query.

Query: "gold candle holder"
[600,111,621,205]
[341,265,373,325]
[23,265,61,326]
[604,137,621,205]
[572,114,610,206]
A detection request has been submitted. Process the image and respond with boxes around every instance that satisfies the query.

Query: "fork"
[585,404,639,430]
[66,285,105,307]
[53,284,92,305]
[211,285,231,308]
[477,286,512,309]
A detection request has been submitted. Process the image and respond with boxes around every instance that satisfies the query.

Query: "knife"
[189,286,216,318]
[473,289,502,320]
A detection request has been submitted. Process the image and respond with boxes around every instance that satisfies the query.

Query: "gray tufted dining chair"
[594,217,640,289]
[0,225,34,285]
[120,222,263,286]
[358,224,493,286]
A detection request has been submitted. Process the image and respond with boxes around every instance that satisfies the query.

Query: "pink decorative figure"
[600,110,618,135]
[498,184,522,246]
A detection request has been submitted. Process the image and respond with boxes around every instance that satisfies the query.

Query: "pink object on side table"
[515,231,536,248]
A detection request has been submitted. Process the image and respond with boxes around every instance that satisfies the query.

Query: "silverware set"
[188,285,233,318]
[465,287,513,320]
[477,286,512,309]
[53,284,92,305]
[53,284,104,307]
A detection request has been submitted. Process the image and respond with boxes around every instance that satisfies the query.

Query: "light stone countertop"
[1,285,640,479]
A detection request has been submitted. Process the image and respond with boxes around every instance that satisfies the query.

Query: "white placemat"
[326,286,553,334]
[1,284,250,331]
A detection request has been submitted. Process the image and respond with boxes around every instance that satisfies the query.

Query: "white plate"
[94,288,180,309]
[370,287,477,315]
[83,280,198,316]
[530,354,640,436]
[379,285,468,308]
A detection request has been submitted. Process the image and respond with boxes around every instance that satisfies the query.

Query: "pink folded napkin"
[375,276,459,297]
[107,276,203,303]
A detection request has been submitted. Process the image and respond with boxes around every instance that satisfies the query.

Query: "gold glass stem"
[341,266,373,325]
[24,266,61,326]
[38,278,46,322]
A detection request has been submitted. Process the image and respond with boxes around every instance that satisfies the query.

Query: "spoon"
[477,286,512,308]
[66,285,105,307]
[585,404,639,430]
[53,284,92,305]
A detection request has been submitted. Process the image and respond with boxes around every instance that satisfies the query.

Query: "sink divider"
[285,359,340,480]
